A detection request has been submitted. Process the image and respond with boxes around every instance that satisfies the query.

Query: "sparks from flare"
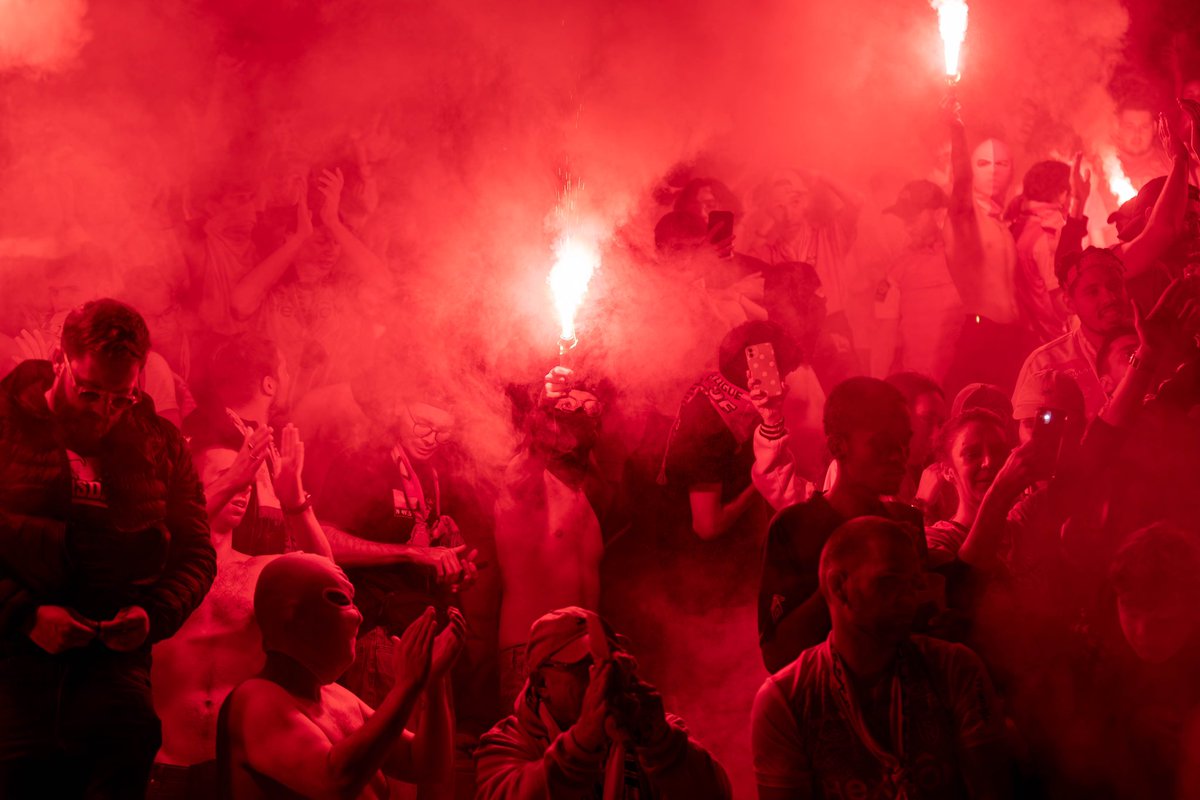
[547,170,599,348]
[1101,150,1138,204]
[931,0,968,81]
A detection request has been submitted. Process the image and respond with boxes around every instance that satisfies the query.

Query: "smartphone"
[1030,408,1066,468]
[707,210,735,259]
[745,342,784,397]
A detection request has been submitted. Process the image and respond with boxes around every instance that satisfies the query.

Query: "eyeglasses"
[63,359,141,410]
[554,392,603,417]
[412,422,454,444]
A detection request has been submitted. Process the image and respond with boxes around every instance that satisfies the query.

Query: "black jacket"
[0,360,215,647]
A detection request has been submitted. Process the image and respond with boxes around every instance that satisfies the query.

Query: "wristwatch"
[1128,349,1155,373]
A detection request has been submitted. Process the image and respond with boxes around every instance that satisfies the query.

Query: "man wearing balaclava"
[493,368,623,712]
[941,96,1034,396]
[218,553,463,798]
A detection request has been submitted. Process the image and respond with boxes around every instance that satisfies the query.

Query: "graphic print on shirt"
[67,449,108,508]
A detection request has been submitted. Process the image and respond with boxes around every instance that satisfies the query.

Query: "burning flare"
[931,0,969,80]
[548,235,599,346]
[1101,151,1138,205]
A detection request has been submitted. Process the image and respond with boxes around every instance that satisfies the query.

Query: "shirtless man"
[942,95,1034,393]
[149,425,333,798]
[494,368,611,711]
[219,556,463,799]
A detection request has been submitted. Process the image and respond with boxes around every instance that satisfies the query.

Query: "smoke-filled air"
[2,0,1200,797]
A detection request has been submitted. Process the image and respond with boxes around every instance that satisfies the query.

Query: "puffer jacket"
[0,360,215,647]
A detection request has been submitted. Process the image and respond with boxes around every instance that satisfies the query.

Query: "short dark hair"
[819,516,913,598]
[653,210,706,252]
[1022,161,1070,204]
[717,320,800,390]
[935,408,1007,461]
[60,298,151,365]
[210,334,281,405]
[824,376,908,438]
[1110,522,1200,602]
[1056,246,1124,295]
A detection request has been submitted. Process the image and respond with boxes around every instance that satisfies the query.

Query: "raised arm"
[1121,112,1193,278]
[314,168,387,283]
[272,424,334,559]
[384,608,464,786]
[230,185,312,319]
[942,95,986,304]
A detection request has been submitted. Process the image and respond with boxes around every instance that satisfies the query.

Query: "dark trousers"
[0,644,161,800]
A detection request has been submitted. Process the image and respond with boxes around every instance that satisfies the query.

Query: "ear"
[261,375,277,398]
[827,432,848,462]
[50,346,65,370]
[828,570,851,609]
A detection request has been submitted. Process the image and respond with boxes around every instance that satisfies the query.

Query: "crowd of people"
[2,54,1200,799]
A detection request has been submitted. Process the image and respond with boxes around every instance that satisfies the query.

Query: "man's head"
[674,178,736,226]
[527,383,602,463]
[885,371,947,470]
[293,226,342,284]
[195,447,253,534]
[396,400,456,463]
[971,139,1014,203]
[824,377,912,497]
[884,180,948,248]
[524,607,626,727]
[937,409,1011,509]
[210,334,289,413]
[1115,103,1156,158]
[718,320,801,392]
[1022,160,1071,208]
[1057,247,1131,337]
[653,210,707,258]
[255,553,363,684]
[820,517,923,645]
[51,299,151,446]
[1111,522,1200,664]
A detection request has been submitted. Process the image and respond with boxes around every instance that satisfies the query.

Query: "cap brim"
[546,634,592,665]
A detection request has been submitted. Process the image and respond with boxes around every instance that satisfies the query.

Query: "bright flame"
[931,0,968,79]
[1101,151,1138,204]
[548,235,599,343]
